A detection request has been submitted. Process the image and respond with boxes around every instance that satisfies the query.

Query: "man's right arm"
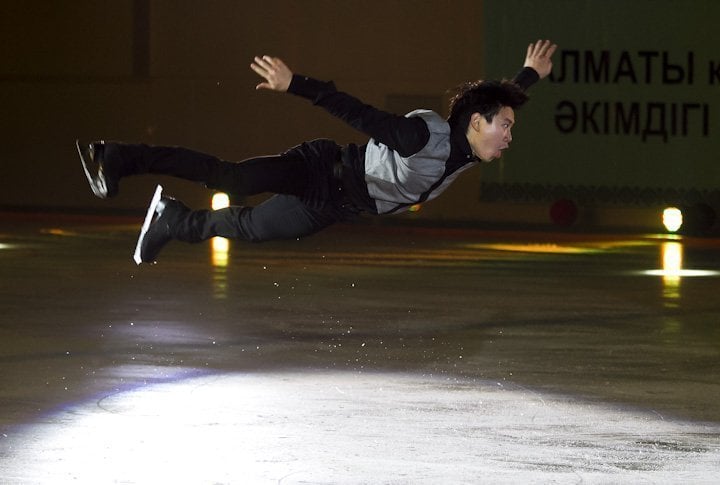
[287,74,429,157]
[251,55,429,156]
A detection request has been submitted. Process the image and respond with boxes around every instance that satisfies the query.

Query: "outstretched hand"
[251,55,293,91]
[523,40,558,79]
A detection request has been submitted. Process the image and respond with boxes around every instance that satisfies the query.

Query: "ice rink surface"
[1,216,719,483]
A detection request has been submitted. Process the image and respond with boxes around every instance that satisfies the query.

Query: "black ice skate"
[76,140,118,198]
[133,185,190,264]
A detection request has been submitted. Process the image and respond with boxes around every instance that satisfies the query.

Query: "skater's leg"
[136,193,348,263]
[204,154,309,197]
[79,138,338,199]
[175,194,342,243]
[102,143,310,196]
[237,193,345,242]
[102,143,226,184]
[77,141,225,198]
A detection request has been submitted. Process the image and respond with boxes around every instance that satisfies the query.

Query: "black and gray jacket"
[288,67,539,214]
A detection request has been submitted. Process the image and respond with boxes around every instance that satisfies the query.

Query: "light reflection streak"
[467,243,595,254]
[210,192,231,299]
[211,237,229,299]
[661,241,682,305]
[637,241,719,308]
[643,241,718,278]
[40,228,79,237]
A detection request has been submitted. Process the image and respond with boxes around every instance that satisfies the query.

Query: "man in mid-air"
[77,40,557,264]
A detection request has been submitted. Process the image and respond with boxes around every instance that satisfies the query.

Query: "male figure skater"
[77,40,557,264]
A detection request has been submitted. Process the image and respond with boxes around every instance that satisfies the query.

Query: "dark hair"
[447,79,528,130]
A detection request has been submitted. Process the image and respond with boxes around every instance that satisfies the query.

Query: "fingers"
[537,39,556,57]
[529,39,557,58]
[252,55,279,71]
[250,55,276,79]
[545,42,558,58]
[250,55,291,91]
[523,40,558,79]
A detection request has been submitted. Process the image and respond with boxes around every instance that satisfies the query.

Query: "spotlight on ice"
[663,207,682,233]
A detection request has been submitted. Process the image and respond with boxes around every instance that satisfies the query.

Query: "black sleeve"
[512,67,540,91]
[287,74,430,157]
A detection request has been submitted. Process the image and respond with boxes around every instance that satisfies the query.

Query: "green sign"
[482,0,720,204]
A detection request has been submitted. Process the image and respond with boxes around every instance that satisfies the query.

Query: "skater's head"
[447,79,528,162]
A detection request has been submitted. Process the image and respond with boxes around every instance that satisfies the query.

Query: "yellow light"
[469,243,596,254]
[408,204,422,213]
[210,192,230,269]
[662,241,682,277]
[211,237,229,267]
[41,228,79,237]
[643,241,718,277]
[663,207,683,233]
[211,237,229,299]
[212,192,230,210]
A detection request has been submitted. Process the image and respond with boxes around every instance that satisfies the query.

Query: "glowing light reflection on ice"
[2,372,719,484]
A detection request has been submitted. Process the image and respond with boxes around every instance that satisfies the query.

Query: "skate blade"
[133,184,163,265]
[76,139,107,198]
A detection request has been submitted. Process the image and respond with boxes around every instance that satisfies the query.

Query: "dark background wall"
[0,0,485,219]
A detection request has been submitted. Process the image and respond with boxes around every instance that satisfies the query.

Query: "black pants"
[104,141,358,243]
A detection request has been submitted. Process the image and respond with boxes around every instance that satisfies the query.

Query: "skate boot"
[133,185,191,264]
[76,140,119,198]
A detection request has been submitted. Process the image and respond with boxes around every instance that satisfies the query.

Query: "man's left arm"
[512,39,558,91]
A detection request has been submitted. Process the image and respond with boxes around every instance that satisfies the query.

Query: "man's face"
[467,106,515,162]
